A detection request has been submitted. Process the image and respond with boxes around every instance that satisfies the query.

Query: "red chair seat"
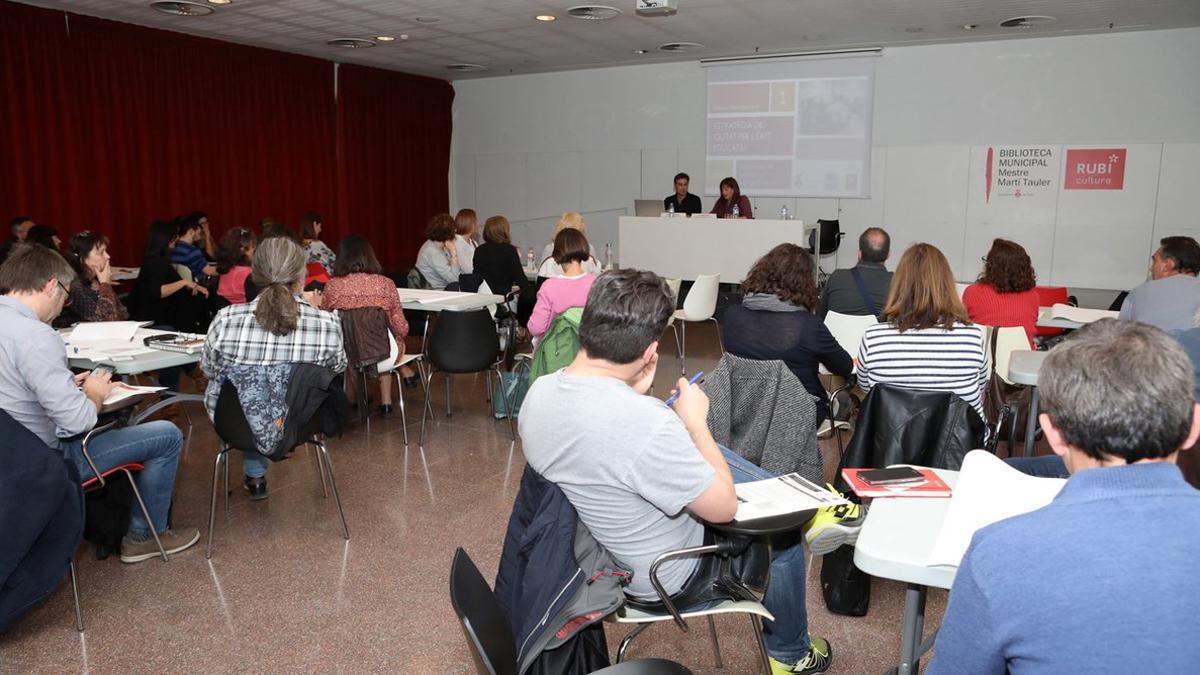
[81,462,145,490]
[1034,286,1070,338]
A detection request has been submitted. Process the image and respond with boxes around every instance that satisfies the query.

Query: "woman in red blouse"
[322,234,415,415]
[710,176,753,219]
[962,238,1040,346]
[62,231,129,324]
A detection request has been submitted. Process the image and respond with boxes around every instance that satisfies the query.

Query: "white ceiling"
[16,0,1200,81]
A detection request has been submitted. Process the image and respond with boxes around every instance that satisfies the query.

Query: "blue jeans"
[243,450,268,479]
[1005,455,1069,478]
[720,446,811,662]
[59,421,184,540]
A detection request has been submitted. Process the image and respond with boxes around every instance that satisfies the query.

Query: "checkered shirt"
[202,295,347,419]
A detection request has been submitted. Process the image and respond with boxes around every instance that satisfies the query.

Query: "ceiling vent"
[446,63,487,72]
[1000,15,1056,28]
[566,5,622,21]
[327,38,376,48]
[658,41,704,53]
[150,1,214,17]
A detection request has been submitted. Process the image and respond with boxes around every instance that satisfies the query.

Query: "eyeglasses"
[980,256,988,264]
[55,278,72,305]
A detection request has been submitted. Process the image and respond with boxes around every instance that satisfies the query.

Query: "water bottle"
[780,204,789,220]
[526,247,535,271]
[667,202,675,214]
[731,203,740,219]
[605,243,614,270]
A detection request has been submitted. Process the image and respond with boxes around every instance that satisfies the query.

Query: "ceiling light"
[962,23,978,30]
[206,0,231,4]
[150,1,214,16]
[535,14,556,22]
[375,35,396,42]
[446,63,487,72]
[1000,15,1057,28]
[657,41,704,53]
[566,5,622,21]
[414,16,440,23]
[633,49,648,54]
[327,38,376,49]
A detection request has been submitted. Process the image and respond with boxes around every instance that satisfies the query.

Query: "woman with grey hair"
[202,237,347,500]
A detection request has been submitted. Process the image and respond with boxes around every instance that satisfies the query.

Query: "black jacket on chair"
[837,384,987,485]
[0,410,84,633]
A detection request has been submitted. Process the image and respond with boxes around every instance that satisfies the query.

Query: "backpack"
[528,308,584,384]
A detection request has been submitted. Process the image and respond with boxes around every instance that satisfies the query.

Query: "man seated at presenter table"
[0,243,199,563]
[1118,235,1200,332]
[519,268,862,675]
[927,318,1200,675]
[663,171,702,215]
[819,227,892,319]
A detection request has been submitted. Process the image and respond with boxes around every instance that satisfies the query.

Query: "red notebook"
[841,467,953,498]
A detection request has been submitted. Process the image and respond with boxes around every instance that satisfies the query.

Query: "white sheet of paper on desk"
[102,383,167,405]
[68,321,144,342]
[927,451,1065,568]
[734,472,848,521]
[1048,304,1118,324]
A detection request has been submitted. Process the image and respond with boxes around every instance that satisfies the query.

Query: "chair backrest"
[823,311,879,356]
[681,273,720,321]
[812,219,842,255]
[990,326,1030,385]
[339,307,391,370]
[172,263,193,283]
[450,547,520,675]
[428,308,502,373]
[956,282,969,300]
[665,278,682,308]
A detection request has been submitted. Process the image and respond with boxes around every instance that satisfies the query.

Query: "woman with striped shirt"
[855,243,989,421]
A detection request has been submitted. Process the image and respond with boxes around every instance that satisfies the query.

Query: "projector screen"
[704,56,876,199]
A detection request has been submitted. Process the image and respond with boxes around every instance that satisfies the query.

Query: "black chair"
[206,377,350,558]
[420,308,515,444]
[807,219,844,284]
[450,548,693,675]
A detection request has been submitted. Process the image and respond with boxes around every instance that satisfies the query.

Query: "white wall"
[451,28,1200,290]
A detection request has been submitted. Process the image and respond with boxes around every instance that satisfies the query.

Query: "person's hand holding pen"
[667,372,708,433]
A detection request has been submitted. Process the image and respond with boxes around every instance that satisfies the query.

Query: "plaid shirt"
[202,295,346,419]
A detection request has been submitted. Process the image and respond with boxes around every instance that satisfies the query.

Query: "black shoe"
[403,375,419,389]
[380,404,394,417]
[243,476,268,501]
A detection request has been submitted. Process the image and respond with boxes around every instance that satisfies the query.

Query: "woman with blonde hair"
[453,208,479,274]
[855,243,988,420]
[537,211,601,278]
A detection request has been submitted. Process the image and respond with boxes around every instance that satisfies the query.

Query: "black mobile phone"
[859,466,925,486]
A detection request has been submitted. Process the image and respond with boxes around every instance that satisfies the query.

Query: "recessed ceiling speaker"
[150,1,215,16]
[1000,15,1057,28]
[326,38,376,48]
[658,41,704,53]
[446,63,487,72]
[566,5,622,20]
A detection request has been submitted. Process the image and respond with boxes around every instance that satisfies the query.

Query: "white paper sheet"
[927,451,1065,568]
[734,472,848,521]
[103,383,166,406]
[68,321,144,342]
[1049,303,1118,324]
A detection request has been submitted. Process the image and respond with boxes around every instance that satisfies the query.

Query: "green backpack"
[528,307,584,384]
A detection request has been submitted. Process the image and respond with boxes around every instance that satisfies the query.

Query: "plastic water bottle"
[526,247,535,271]
[667,202,675,214]
[605,243,614,270]
[730,203,740,219]
[780,204,790,220]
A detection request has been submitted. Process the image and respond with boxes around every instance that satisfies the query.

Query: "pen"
[664,370,704,407]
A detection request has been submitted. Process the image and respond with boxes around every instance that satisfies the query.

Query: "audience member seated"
[415,213,462,290]
[819,227,892,319]
[0,215,35,262]
[537,212,601,278]
[299,211,336,275]
[1118,235,1200,331]
[473,215,534,325]
[962,238,1040,346]
[527,228,596,342]
[710,176,753,219]
[203,238,346,500]
[322,234,417,408]
[453,208,479,275]
[856,243,988,421]
[0,244,198,563]
[215,227,257,305]
[60,231,129,324]
[130,220,210,332]
[520,269,856,675]
[722,243,853,424]
[185,210,216,259]
[928,319,1200,674]
[25,224,61,250]
[171,216,216,283]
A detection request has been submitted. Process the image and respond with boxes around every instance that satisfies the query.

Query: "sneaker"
[816,418,851,439]
[802,485,863,555]
[770,637,833,675]
[244,476,268,501]
[120,527,201,564]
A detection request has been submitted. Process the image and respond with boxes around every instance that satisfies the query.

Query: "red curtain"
[0,1,453,268]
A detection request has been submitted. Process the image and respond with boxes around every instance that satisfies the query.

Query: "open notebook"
[928,450,1066,568]
[1049,303,1118,324]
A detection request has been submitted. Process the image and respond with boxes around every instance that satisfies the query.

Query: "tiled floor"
[1,328,949,674]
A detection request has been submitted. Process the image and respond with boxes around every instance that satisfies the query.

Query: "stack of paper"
[734,472,848,521]
[103,383,166,406]
[1049,304,1118,324]
[927,451,1065,568]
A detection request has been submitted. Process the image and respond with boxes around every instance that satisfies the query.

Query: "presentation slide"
[704,56,876,199]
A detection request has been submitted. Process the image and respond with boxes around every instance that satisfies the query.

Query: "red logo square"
[1064,148,1126,190]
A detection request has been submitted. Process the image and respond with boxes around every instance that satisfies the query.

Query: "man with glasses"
[0,244,199,563]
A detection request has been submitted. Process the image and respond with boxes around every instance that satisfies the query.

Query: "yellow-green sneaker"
[801,485,863,555]
[769,637,833,674]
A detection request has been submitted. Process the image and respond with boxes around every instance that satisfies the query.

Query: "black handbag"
[820,543,870,617]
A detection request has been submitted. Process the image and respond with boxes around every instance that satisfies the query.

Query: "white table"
[397,288,505,312]
[1008,351,1048,456]
[111,266,140,282]
[854,468,959,675]
[66,331,204,425]
[618,216,815,283]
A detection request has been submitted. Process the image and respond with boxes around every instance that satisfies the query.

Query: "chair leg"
[707,615,724,668]
[420,370,437,448]
[223,452,230,512]
[445,374,453,417]
[680,321,688,375]
[69,560,83,632]
[313,442,330,498]
[671,323,684,375]
[617,623,650,663]
[206,450,228,560]
[750,615,773,675]
[121,468,168,562]
[315,440,350,540]
[396,372,410,446]
[709,316,724,352]
[417,359,435,422]
[495,365,517,441]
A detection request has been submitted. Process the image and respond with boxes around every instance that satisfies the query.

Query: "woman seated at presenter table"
[710,176,753,219]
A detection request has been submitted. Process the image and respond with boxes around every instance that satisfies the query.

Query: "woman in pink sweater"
[528,228,596,339]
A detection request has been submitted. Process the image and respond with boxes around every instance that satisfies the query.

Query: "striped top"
[855,322,989,420]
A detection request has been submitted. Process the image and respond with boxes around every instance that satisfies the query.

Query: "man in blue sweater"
[928,318,1200,674]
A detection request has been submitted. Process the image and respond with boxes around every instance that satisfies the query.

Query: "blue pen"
[665,371,704,407]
